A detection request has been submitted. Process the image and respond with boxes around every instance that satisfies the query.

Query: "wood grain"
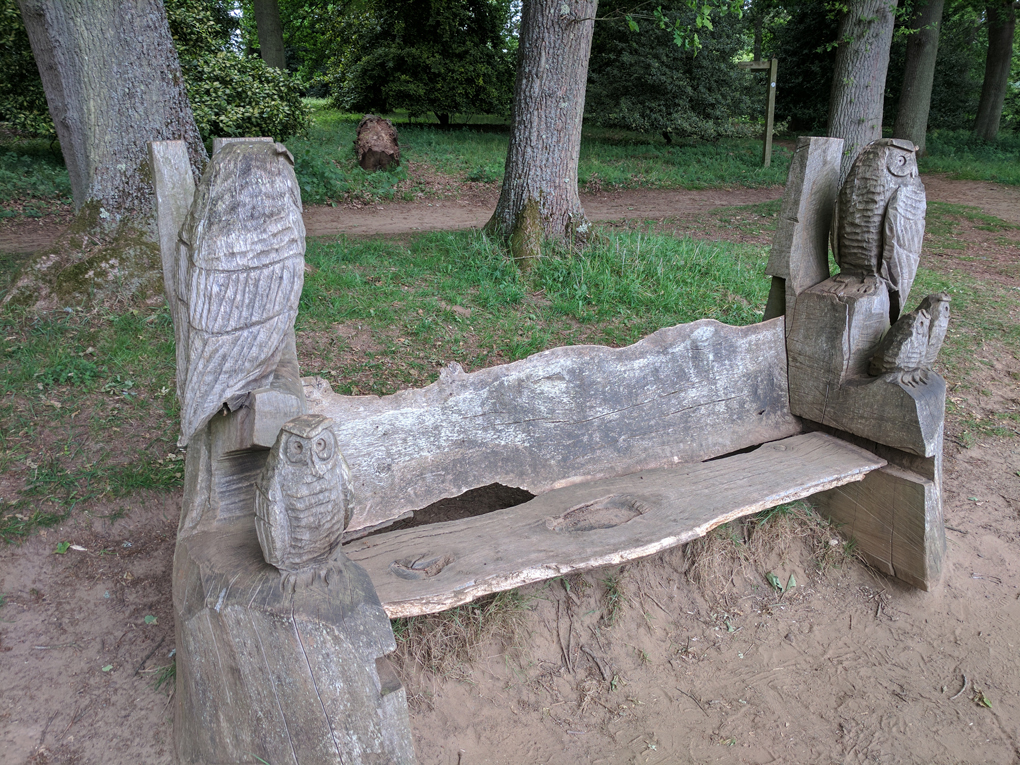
[343,433,885,617]
[306,318,802,536]
[174,519,415,764]
[812,461,945,590]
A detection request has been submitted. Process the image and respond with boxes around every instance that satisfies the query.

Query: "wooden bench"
[150,135,947,764]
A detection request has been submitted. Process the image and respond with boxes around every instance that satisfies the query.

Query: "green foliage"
[0,0,53,137]
[329,0,516,123]
[587,0,755,140]
[0,0,308,143]
[920,129,1020,184]
[183,52,310,141]
[885,1,987,132]
[0,141,72,210]
[768,1,839,131]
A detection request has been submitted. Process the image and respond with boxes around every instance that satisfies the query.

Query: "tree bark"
[17,0,206,219]
[253,0,287,70]
[486,0,596,267]
[827,0,899,183]
[893,0,946,155]
[973,0,1016,142]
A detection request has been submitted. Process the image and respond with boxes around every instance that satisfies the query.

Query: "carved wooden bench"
[150,135,947,764]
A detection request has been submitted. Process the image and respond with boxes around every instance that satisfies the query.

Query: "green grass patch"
[921,130,1020,186]
[301,228,770,395]
[0,138,72,219]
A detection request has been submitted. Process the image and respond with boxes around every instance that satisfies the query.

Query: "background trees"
[328,0,516,124]
[586,0,753,142]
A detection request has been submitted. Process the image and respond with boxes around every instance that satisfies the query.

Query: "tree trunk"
[17,0,206,219]
[827,0,899,183]
[253,0,287,70]
[486,0,596,268]
[973,0,1016,142]
[893,0,945,155]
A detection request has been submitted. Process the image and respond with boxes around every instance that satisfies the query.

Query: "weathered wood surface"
[813,461,944,590]
[344,433,885,617]
[211,135,272,154]
[176,140,305,446]
[255,414,354,573]
[148,140,195,346]
[805,422,945,590]
[788,277,944,456]
[832,138,926,321]
[305,318,802,537]
[174,520,416,764]
[355,115,400,171]
[764,136,842,323]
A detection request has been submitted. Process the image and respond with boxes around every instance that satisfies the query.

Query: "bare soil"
[2,178,1020,765]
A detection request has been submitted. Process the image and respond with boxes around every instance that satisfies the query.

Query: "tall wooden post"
[737,58,779,168]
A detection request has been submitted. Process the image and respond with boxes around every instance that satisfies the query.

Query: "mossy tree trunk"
[826,0,899,183]
[17,0,206,222]
[973,0,1016,142]
[892,0,945,156]
[486,0,597,268]
[253,0,287,70]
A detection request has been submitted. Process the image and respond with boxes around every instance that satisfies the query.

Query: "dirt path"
[4,175,1017,255]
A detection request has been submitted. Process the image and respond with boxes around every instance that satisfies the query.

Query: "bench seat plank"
[344,432,885,617]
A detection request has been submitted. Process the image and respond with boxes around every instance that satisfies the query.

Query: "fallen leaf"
[54,542,70,554]
[102,665,113,672]
[144,615,157,625]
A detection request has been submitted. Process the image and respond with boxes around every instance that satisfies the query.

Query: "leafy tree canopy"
[329,0,517,124]
[586,0,755,140]
[0,0,309,142]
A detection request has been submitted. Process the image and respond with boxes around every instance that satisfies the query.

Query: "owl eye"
[314,432,335,461]
[286,437,306,463]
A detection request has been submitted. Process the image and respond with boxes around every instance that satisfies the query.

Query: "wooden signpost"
[737,58,779,168]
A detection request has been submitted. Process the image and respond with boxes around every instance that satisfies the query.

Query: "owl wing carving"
[881,179,926,318]
[177,142,305,446]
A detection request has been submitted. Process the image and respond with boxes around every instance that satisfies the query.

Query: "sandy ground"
[1,178,1020,765]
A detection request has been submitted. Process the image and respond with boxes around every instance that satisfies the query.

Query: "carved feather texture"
[834,139,925,314]
[869,308,930,377]
[255,415,353,572]
[881,180,926,311]
[918,292,951,367]
[177,141,305,445]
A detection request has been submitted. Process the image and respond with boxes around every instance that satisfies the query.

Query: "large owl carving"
[832,138,926,321]
[175,141,305,446]
[254,414,354,572]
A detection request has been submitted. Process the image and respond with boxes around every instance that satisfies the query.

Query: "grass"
[0,138,72,217]
[299,229,770,395]
[920,129,1020,185]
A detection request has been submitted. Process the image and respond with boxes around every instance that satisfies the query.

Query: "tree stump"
[355,115,400,171]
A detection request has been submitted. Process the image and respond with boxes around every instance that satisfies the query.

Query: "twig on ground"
[950,675,969,700]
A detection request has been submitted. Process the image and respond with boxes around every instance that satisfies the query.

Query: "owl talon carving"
[255,414,355,576]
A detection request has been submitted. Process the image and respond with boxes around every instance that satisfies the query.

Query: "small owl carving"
[254,414,354,573]
[868,292,950,388]
[832,138,926,321]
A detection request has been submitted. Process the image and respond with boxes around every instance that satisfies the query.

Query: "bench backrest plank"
[305,317,801,536]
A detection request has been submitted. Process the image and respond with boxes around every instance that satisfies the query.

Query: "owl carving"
[869,292,950,387]
[254,414,355,573]
[175,141,305,446]
[832,138,926,321]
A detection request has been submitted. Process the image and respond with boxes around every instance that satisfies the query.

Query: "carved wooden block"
[787,276,944,457]
[812,447,945,590]
[764,136,843,323]
[305,318,802,537]
[174,521,415,764]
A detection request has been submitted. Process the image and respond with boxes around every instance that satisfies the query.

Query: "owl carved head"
[884,138,919,178]
[254,414,354,572]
